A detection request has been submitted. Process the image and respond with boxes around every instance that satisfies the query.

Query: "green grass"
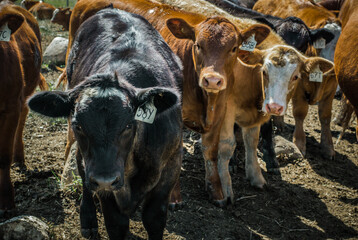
[15,0,78,8]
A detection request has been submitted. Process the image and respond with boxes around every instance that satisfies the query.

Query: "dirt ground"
[1,20,357,240]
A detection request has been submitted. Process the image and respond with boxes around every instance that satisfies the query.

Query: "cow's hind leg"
[99,193,129,240]
[0,105,21,214]
[260,119,279,174]
[292,98,309,156]
[76,149,98,239]
[13,105,29,168]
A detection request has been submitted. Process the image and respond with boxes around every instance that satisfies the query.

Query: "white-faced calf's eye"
[292,75,299,81]
[262,70,268,77]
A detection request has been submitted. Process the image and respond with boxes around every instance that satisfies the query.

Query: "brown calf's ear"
[0,12,25,34]
[240,24,270,46]
[237,49,264,66]
[166,18,195,41]
[304,57,334,74]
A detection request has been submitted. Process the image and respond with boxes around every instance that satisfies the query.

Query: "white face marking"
[78,87,127,108]
[148,9,155,14]
[262,53,298,115]
[51,9,60,21]
[320,23,341,61]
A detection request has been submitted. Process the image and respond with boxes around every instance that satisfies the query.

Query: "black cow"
[206,0,335,53]
[28,8,183,240]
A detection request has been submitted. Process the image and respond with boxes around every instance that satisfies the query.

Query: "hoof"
[249,177,266,189]
[213,198,227,208]
[81,228,99,239]
[168,201,184,211]
[267,167,281,175]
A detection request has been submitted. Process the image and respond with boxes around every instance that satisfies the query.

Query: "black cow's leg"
[99,193,129,240]
[76,149,98,239]
[142,191,169,240]
[260,119,280,174]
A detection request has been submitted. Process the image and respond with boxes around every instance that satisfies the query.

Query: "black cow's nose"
[89,176,122,191]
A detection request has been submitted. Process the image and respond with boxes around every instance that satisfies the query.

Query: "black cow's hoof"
[213,198,227,208]
[168,201,184,211]
[81,228,99,239]
[267,167,281,175]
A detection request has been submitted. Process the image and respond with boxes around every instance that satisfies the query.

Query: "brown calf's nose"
[89,176,122,191]
[265,103,284,115]
[203,76,223,89]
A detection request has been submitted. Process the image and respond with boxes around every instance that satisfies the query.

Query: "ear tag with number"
[134,99,157,124]
[313,38,326,49]
[309,65,323,82]
[240,34,256,52]
[0,22,11,42]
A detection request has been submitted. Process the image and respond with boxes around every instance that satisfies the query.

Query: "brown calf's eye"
[232,46,237,53]
[195,43,201,50]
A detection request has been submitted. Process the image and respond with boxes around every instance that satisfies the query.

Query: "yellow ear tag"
[309,65,323,82]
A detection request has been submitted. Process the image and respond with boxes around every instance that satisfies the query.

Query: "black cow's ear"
[27,91,73,118]
[136,87,180,115]
[310,28,335,45]
[166,18,195,41]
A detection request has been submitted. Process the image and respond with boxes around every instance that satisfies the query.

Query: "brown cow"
[334,0,358,140]
[156,0,333,202]
[0,0,46,214]
[29,1,56,20]
[21,0,39,10]
[253,0,339,159]
[51,7,71,30]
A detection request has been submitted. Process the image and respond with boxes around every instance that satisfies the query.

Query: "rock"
[43,37,68,65]
[60,143,80,188]
[0,215,49,240]
[274,135,303,159]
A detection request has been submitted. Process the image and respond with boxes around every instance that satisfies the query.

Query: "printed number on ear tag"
[135,102,157,124]
[313,38,326,49]
[0,23,11,42]
[239,34,256,52]
[309,66,323,82]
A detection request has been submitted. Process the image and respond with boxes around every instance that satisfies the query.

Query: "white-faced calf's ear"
[304,57,334,74]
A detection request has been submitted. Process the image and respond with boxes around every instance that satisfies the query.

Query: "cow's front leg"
[0,104,21,214]
[99,193,129,240]
[202,130,225,207]
[142,189,171,240]
[318,91,336,160]
[13,104,29,168]
[242,126,266,188]
[292,97,309,156]
[76,149,98,239]
[260,119,279,174]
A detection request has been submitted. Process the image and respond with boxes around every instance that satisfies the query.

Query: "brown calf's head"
[238,45,334,116]
[51,7,71,23]
[0,6,25,36]
[167,17,270,93]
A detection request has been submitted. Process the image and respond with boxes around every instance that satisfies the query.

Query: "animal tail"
[55,68,68,89]
[39,73,48,90]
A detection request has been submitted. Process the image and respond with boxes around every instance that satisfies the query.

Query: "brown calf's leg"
[292,97,309,156]
[13,105,29,167]
[202,130,225,207]
[318,91,336,159]
[242,126,266,188]
[64,119,75,162]
[0,106,21,213]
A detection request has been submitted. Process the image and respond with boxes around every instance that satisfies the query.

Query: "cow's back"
[67,8,182,90]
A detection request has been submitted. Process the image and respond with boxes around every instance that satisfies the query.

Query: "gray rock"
[43,37,68,65]
[0,215,49,240]
[274,135,303,159]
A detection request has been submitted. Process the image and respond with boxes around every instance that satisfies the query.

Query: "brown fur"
[29,2,55,20]
[21,0,39,10]
[51,7,71,31]
[0,2,45,212]
[335,0,358,140]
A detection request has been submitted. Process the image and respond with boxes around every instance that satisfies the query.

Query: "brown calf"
[335,0,358,140]
[51,7,71,30]
[29,1,56,20]
[21,0,39,10]
[253,0,339,159]
[0,1,46,213]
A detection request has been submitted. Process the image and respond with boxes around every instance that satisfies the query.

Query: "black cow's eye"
[232,46,237,53]
[74,125,83,134]
[126,124,132,129]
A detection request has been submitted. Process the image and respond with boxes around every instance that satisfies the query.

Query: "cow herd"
[0,0,357,239]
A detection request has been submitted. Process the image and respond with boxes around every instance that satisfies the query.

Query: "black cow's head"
[274,17,335,53]
[28,73,180,192]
